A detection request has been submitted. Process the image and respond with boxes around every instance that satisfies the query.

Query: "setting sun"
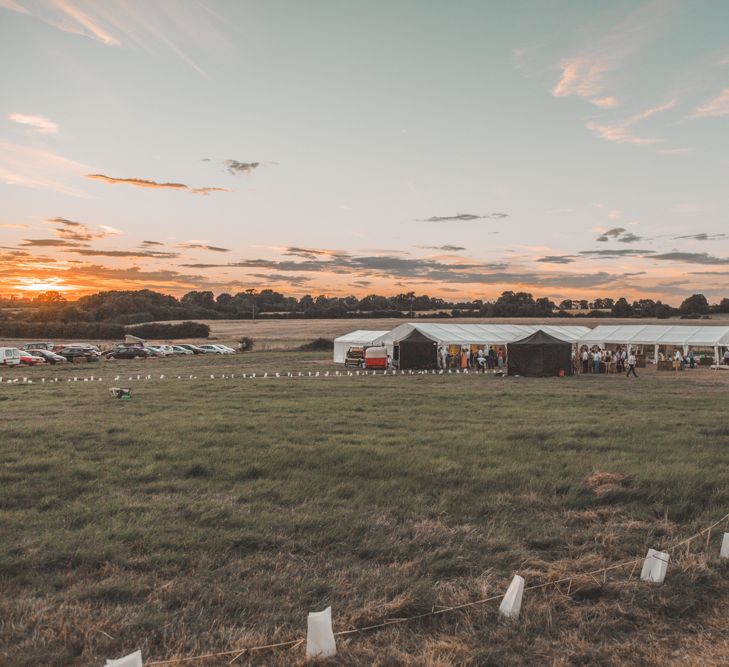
[13,278,78,292]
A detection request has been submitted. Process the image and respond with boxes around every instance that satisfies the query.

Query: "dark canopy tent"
[397,329,439,370]
[507,329,572,377]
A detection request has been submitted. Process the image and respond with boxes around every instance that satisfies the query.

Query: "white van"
[0,347,22,366]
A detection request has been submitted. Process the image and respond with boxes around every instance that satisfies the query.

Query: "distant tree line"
[0,319,209,341]
[1,289,728,325]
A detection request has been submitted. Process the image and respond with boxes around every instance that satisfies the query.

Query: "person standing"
[673,349,683,373]
[626,352,638,377]
[592,349,602,374]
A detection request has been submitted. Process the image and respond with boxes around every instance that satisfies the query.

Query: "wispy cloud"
[43,216,121,242]
[223,160,260,175]
[8,113,59,134]
[553,57,607,98]
[591,96,619,109]
[1,0,227,76]
[691,88,729,118]
[586,99,677,145]
[673,233,727,241]
[551,1,678,101]
[537,255,575,264]
[415,213,509,222]
[0,139,89,197]
[596,227,626,241]
[53,0,120,45]
[0,0,29,14]
[177,243,231,252]
[65,248,179,258]
[0,223,29,229]
[86,173,229,195]
[415,245,466,252]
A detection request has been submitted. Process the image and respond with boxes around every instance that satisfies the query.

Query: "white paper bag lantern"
[306,606,336,658]
[104,649,142,667]
[720,533,729,559]
[640,548,669,583]
[499,575,524,619]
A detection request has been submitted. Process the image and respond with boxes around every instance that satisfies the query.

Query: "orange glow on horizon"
[13,279,79,293]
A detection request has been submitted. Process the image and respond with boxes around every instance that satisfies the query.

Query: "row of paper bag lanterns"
[104,538,729,666]
[1,367,491,386]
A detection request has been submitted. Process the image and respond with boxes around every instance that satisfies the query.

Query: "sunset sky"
[1,0,728,303]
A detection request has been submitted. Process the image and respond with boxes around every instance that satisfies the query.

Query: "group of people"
[575,346,696,377]
[438,345,505,372]
[575,347,639,377]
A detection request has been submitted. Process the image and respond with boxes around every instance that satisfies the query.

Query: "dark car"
[27,349,67,364]
[106,346,153,360]
[57,346,100,363]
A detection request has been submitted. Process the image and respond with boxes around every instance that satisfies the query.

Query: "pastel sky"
[1,0,729,302]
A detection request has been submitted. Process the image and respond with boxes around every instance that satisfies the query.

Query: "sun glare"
[13,279,78,292]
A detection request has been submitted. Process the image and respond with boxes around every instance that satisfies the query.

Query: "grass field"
[2,352,729,666]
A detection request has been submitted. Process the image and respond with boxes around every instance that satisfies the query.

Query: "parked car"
[176,344,205,354]
[106,346,154,360]
[27,349,67,364]
[345,346,365,368]
[171,345,194,355]
[199,344,236,354]
[147,344,176,356]
[0,347,22,366]
[19,351,46,366]
[57,346,100,363]
[54,343,102,355]
[20,342,55,351]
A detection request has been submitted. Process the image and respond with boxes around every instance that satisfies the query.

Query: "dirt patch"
[583,471,634,497]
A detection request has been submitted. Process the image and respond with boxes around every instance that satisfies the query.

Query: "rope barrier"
[143,510,729,666]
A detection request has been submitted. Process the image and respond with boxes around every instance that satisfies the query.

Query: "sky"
[1,0,728,303]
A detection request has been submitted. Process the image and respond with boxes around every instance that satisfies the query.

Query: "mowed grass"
[1,354,729,666]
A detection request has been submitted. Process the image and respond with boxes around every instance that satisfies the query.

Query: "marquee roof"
[372,323,590,346]
[579,324,729,347]
[333,330,389,344]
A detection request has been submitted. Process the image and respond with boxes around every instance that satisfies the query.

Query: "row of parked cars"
[0,342,237,366]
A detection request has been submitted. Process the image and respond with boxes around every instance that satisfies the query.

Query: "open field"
[171,316,729,347]
[2,353,729,666]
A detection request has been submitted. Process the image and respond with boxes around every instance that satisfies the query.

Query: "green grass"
[1,353,729,665]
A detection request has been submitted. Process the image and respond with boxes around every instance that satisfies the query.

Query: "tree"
[655,302,672,319]
[679,294,709,315]
[180,290,216,310]
[559,299,573,311]
[33,291,67,303]
[611,297,634,317]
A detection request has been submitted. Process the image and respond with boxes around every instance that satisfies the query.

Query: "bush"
[299,337,334,351]
[126,321,210,339]
[680,312,702,320]
[238,336,254,351]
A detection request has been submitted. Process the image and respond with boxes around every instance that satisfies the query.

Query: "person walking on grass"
[626,352,638,378]
[673,349,683,373]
